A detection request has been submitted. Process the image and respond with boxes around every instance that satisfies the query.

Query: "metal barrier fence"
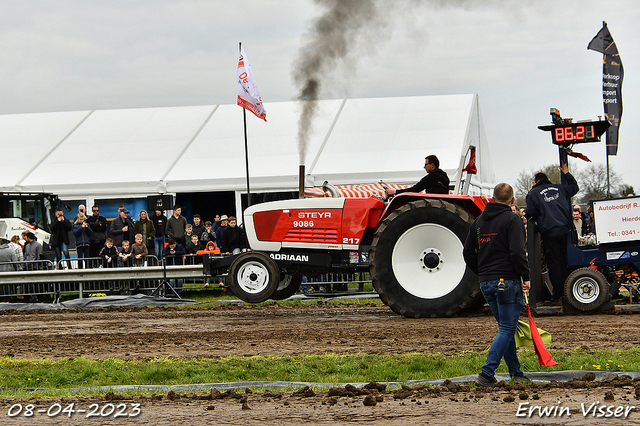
[0,259,56,302]
[303,272,372,293]
[0,254,206,302]
[0,255,375,302]
[54,255,163,300]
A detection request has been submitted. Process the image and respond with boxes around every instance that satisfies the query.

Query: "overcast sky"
[0,0,638,193]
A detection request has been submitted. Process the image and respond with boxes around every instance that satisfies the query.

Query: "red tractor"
[205,191,488,318]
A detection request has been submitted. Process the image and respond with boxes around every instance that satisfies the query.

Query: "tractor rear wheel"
[369,199,481,318]
[228,252,280,303]
[271,272,303,300]
[564,267,609,311]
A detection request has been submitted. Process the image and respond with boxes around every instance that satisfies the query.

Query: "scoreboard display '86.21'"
[538,118,610,146]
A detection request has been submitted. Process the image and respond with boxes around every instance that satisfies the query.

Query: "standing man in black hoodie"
[463,183,530,387]
[384,155,450,196]
[151,209,167,260]
[87,205,108,259]
[525,162,579,301]
[50,207,72,267]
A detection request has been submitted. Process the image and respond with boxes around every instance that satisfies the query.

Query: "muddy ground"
[1,302,640,424]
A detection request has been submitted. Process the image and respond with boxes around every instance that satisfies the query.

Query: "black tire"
[228,252,280,303]
[564,267,610,311]
[271,272,303,300]
[370,199,481,318]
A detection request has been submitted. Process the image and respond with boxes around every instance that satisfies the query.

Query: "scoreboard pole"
[558,146,568,185]
[539,108,611,189]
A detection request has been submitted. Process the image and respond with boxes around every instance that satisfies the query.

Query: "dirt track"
[1,303,637,359]
[1,303,640,425]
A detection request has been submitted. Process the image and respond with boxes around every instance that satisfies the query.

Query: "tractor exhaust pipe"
[299,164,305,199]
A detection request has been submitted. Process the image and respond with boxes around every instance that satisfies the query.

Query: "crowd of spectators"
[5,204,249,271]
[0,202,257,301]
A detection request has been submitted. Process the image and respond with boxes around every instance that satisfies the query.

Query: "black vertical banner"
[588,21,623,156]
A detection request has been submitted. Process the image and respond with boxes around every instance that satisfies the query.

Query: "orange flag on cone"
[526,294,560,366]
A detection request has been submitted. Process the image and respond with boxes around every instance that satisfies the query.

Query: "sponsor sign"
[593,197,640,244]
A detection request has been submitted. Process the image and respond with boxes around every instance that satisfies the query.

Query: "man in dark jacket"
[87,205,108,258]
[151,209,167,260]
[525,162,579,301]
[50,207,72,265]
[166,205,188,246]
[110,208,135,248]
[216,215,229,252]
[463,183,530,387]
[384,155,450,196]
[222,217,249,255]
[191,214,205,240]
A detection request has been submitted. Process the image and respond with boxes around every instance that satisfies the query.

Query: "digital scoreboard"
[538,109,610,145]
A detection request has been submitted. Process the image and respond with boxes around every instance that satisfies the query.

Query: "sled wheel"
[228,252,280,303]
[271,272,303,300]
[370,198,481,318]
[564,267,609,311]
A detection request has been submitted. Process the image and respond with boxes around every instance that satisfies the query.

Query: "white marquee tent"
[0,94,494,214]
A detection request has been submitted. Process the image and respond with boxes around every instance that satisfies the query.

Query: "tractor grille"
[284,228,339,243]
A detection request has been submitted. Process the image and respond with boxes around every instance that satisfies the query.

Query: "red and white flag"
[237,46,266,121]
[462,146,477,174]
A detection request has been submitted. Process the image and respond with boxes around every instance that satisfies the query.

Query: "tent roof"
[0,94,494,198]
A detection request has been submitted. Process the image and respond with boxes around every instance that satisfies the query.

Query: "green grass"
[2,347,639,397]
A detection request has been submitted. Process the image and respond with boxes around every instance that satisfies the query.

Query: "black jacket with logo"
[525,172,579,237]
[463,202,529,283]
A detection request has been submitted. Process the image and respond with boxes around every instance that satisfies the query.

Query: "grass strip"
[1,347,638,395]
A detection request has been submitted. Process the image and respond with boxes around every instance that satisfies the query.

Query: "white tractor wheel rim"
[572,277,600,304]
[391,223,465,299]
[236,261,271,294]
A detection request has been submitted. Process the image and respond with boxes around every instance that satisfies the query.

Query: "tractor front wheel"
[228,252,280,303]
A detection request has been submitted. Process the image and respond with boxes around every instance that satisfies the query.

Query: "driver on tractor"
[384,155,450,196]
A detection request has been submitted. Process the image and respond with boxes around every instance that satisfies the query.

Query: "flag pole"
[240,42,252,208]
[606,153,611,198]
[243,107,251,207]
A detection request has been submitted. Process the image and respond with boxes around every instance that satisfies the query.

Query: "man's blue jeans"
[154,237,165,260]
[480,279,525,378]
[54,243,70,265]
